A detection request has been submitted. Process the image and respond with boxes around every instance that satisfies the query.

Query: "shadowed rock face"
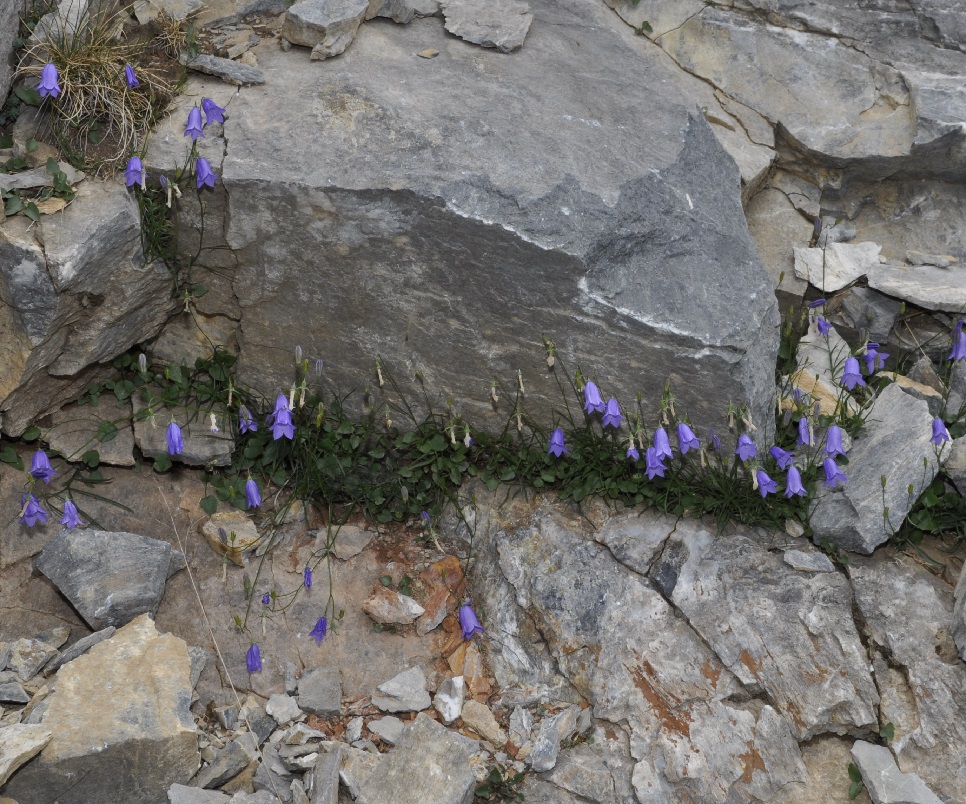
[160,0,779,434]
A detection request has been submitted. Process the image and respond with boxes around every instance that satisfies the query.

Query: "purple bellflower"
[38,62,60,98]
[548,427,568,457]
[816,317,831,335]
[239,405,257,434]
[124,156,144,188]
[262,593,271,605]
[808,298,827,308]
[602,398,623,429]
[756,470,778,498]
[707,427,722,452]
[825,425,846,458]
[583,381,605,414]
[653,428,673,460]
[862,343,889,373]
[841,357,866,390]
[202,97,226,125]
[949,323,966,361]
[268,394,295,440]
[166,421,184,455]
[304,567,312,589]
[626,445,640,461]
[459,602,484,640]
[677,423,699,454]
[644,446,666,480]
[245,477,261,509]
[797,416,814,447]
[185,106,204,139]
[310,617,327,644]
[60,500,82,529]
[785,466,807,498]
[769,446,795,470]
[20,494,47,527]
[124,64,139,88]
[931,418,951,445]
[823,458,847,488]
[196,157,216,189]
[30,449,57,484]
[246,643,262,673]
[735,434,757,461]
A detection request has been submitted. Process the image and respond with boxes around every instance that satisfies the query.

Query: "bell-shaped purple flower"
[20,494,47,527]
[245,477,261,508]
[823,457,847,488]
[797,416,814,447]
[166,421,184,455]
[185,106,204,140]
[785,466,806,498]
[653,428,673,460]
[304,567,312,589]
[626,445,640,461]
[246,643,262,673]
[196,156,216,189]
[769,446,794,470]
[124,64,139,88]
[459,602,484,640]
[30,449,57,484]
[708,427,722,452]
[816,317,831,335]
[548,427,568,457]
[124,156,144,188]
[756,470,777,498]
[677,423,699,454]
[202,97,226,125]
[644,446,666,480]
[583,381,605,414]
[602,398,623,429]
[841,357,866,390]
[38,62,60,98]
[931,418,951,445]
[238,405,257,434]
[949,323,966,361]
[735,434,757,461]
[60,499,83,529]
[825,424,846,458]
[262,593,271,605]
[310,617,327,644]
[268,394,295,440]
[863,343,889,373]
[808,298,827,308]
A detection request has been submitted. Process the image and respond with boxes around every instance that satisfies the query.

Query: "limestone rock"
[367,715,404,744]
[3,614,199,803]
[868,262,966,314]
[132,398,234,467]
[782,549,835,574]
[0,162,85,193]
[0,681,29,703]
[356,714,476,804]
[34,528,183,630]
[371,666,430,712]
[0,0,18,102]
[432,675,464,724]
[745,186,811,307]
[6,637,58,681]
[362,587,425,624]
[167,784,231,803]
[180,53,266,85]
[438,0,532,53]
[794,242,882,293]
[885,373,943,417]
[132,0,203,24]
[339,745,381,799]
[282,0,368,57]
[266,693,304,724]
[0,723,51,786]
[192,734,259,788]
[297,666,342,716]
[201,512,262,566]
[327,525,374,559]
[460,699,505,746]
[308,746,341,804]
[827,287,902,345]
[810,384,938,554]
[43,395,136,466]
[366,0,438,23]
[851,741,942,804]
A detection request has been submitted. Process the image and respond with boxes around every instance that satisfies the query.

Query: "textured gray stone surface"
[0,0,18,103]
[432,675,464,724]
[367,715,404,744]
[168,783,231,803]
[283,0,368,56]
[810,384,938,554]
[0,723,52,786]
[35,529,182,629]
[438,0,531,52]
[371,666,430,712]
[181,52,265,85]
[308,745,341,804]
[191,733,258,788]
[44,626,116,675]
[366,0,437,23]
[297,665,342,717]
[43,395,136,466]
[851,741,943,804]
[132,398,234,467]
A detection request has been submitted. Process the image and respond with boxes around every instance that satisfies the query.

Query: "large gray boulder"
[151,0,779,438]
[0,0,20,103]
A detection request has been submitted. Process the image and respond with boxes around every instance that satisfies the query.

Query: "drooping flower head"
[201,97,226,125]
[166,421,184,455]
[37,62,60,98]
[825,424,846,458]
[823,457,847,488]
[862,342,889,373]
[707,427,722,452]
[816,317,831,335]
[797,416,814,447]
[458,602,484,640]
[949,322,966,361]
[653,427,673,460]
[124,156,144,188]
[769,445,794,470]
[626,445,640,461]
[30,449,57,484]
[677,423,699,454]
[602,398,623,429]
[124,64,139,88]
[196,157,216,189]
[808,298,827,309]
[60,500,82,529]
[184,106,204,140]
[310,617,327,644]
[20,494,47,527]
[756,470,777,498]
[583,381,605,415]
[246,643,262,673]
[735,434,757,462]
[931,418,951,446]
[304,567,312,589]
[841,357,866,390]
[268,394,295,440]
[262,593,271,605]
[238,405,257,434]
[644,446,666,480]
[245,477,261,508]
[785,466,806,498]
[548,427,568,457]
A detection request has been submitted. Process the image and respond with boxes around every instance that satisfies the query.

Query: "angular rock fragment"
[133,399,234,467]
[529,706,578,771]
[283,0,369,58]
[432,675,464,724]
[308,745,341,803]
[366,0,438,23]
[180,53,266,85]
[459,699,505,746]
[367,715,404,744]
[0,723,51,786]
[851,741,942,804]
[371,666,430,712]
[793,242,882,293]
[6,637,58,680]
[200,511,261,566]
[297,666,342,716]
[438,0,531,52]
[362,587,424,624]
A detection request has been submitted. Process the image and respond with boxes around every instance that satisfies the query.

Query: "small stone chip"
[417,48,440,58]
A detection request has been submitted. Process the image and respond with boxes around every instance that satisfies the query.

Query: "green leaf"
[848,780,863,800]
[14,85,41,107]
[25,138,38,153]
[379,575,392,587]
[82,449,100,468]
[23,202,40,222]
[21,426,41,442]
[847,763,862,783]
[0,445,23,469]
[879,722,895,743]
[97,420,118,442]
[0,134,12,148]
[200,495,218,515]
[153,453,172,473]
[192,283,208,297]
[5,194,24,216]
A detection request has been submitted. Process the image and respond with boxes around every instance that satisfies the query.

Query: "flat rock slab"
[850,741,942,804]
[810,383,938,554]
[132,398,234,467]
[283,0,369,56]
[297,665,342,716]
[371,666,430,712]
[438,0,532,52]
[180,52,265,85]
[868,262,966,314]
[43,394,136,466]
[34,528,183,630]
[793,242,882,293]
[0,723,51,786]
[367,0,438,23]
[3,614,199,803]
